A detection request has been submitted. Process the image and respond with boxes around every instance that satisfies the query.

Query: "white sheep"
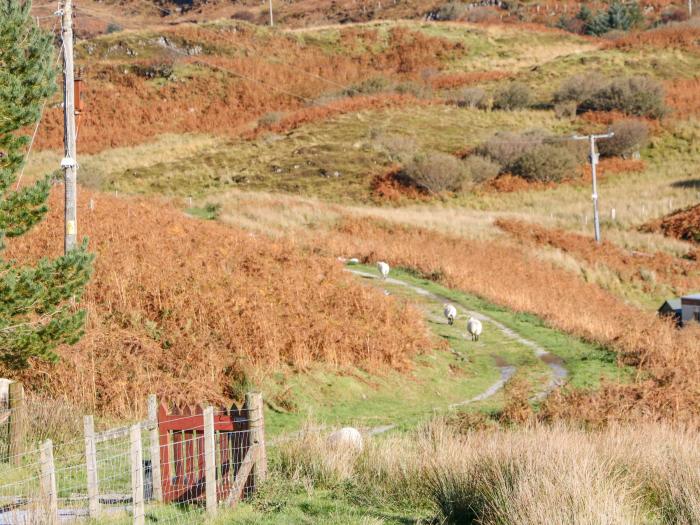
[327,427,363,452]
[377,261,390,280]
[466,317,483,341]
[443,304,457,325]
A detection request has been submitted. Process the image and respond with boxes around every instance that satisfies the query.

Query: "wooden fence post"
[8,381,26,466]
[203,406,217,515]
[40,439,58,525]
[130,424,145,525]
[147,394,162,502]
[84,415,100,518]
[244,392,267,485]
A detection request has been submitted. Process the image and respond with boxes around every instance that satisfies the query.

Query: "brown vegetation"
[317,217,700,425]
[35,25,459,153]
[642,203,700,245]
[608,24,700,51]
[2,190,431,415]
[495,218,700,292]
[665,77,700,116]
[370,166,431,202]
[429,70,511,90]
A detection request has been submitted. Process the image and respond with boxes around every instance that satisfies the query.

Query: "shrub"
[597,120,649,158]
[106,22,123,34]
[553,73,607,104]
[394,81,433,99]
[435,2,468,21]
[463,155,500,185]
[449,87,489,109]
[400,152,467,193]
[493,82,531,110]
[379,134,419,164]
[466,7,501,23]
[257,111,284,128]
[510,144,578,182]
[476,130,547,170]
[554,100,577,119]
[577,0,644,35]
[344,76,390,96]
[231,10,257,22]
[580,76,666,118]
[659,6,690,25]
[203,202,222,220]
[132,61,174,79]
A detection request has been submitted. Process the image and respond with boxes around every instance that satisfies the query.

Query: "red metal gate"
[157,403,252,503]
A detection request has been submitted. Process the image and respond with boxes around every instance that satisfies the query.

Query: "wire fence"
[0,390,266,525]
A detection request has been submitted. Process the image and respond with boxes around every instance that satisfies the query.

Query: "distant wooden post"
[203,406,217,515]
[244,392,267,485]
[8,381,26,466]
[147,394,162,502]
[84,416,100,518]
[40,439,58,525]
[130,424,145,525]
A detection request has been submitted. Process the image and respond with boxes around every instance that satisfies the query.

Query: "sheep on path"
[443,304,457,325]
[377,261,390,280]
[466,317,483,341]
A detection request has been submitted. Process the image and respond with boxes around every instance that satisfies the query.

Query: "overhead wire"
[15,10,63,191]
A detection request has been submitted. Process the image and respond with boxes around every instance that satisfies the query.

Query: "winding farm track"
[348,268,568,404]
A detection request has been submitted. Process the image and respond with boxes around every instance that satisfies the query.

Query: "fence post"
[8,381,26,466]
[40,439,58,525]
[84,415,100,518]
[204,406,217,515]
[244,392,267,485]
[130,424,145,525]
[147,394,162,502]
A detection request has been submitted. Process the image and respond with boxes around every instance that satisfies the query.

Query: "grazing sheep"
[443,304,457,325]
[377,261,390,280]
[327,427,364,452]
[466,317,483,341]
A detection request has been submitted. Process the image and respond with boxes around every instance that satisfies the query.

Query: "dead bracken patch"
[2,189,431,416]
[429,70,512,90]
[370,165,432,202]
[642,203,700,244]
[495,218,700,291]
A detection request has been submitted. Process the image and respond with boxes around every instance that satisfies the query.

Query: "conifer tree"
[0,0,93,368]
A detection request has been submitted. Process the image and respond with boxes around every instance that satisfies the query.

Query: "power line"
[15,16,63,191]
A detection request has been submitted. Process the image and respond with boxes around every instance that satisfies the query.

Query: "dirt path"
[348,268,568,402]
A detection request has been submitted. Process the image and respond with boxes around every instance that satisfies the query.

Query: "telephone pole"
[61,0,78,254]
[573,132,614,244]
[269,0,274,27]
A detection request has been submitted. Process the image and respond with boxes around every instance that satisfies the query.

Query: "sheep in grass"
[327,427,364,452]
[466,317,483,341]
[443,304,457,325]
[377,261,390,280]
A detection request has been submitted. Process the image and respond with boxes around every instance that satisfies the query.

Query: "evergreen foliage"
[577,1,644,35]
[0,0,93,368]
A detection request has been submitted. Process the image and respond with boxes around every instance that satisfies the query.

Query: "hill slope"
[2,189,430,415]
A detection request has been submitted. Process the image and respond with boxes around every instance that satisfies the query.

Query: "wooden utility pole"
[573,132,615,244]
[61,0,78,254]
[690,0,693,17]
[269,0,274,26]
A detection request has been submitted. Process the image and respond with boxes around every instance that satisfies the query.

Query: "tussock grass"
[272,420,700,524]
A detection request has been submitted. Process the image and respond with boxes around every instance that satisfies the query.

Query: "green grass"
[370,264,634,391]
[97,105,574,201]
[261,262,633,438]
